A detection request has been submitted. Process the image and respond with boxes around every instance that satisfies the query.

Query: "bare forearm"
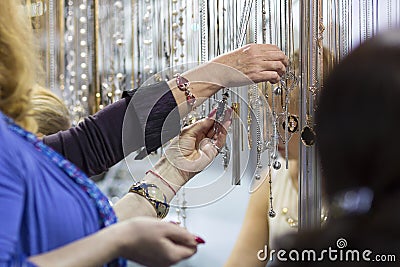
[114,116,224,221]
[168,63,223,118]
[168,44,288,118]
[29,226,120,267]
[167,61,253,118]
[113,157,186,221]
[225,178,270,267]
[113,193,157,221]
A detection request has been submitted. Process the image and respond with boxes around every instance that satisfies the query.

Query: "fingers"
[163,242,198,265]
[216,129,229,148]
[180,110,216,140]
[241,44,288,83]
[199,138,219,159]
[201,108,232,157]
[242,44,288,65]
[256,70,282,84]
[242,43,281,53]
[163,224,204,264]
[245,56,287,82]
[165,223,199,247]
[213,117,231,150]
[259,51,288,66]
[256,60,287,77]
[197,108,232,163]
[207,107,232,137]
[180,106,232,147]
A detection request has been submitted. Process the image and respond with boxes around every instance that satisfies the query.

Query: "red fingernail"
[207,108,217,118]
[169,221,179,225]
[195,236,206,244]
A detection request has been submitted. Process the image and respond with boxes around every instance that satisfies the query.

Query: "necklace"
[388,0,393,29]
[200,0,208,63]
[341,0,348,57]
[281,206,328,228]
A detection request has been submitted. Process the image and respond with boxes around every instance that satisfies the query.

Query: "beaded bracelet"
[146,169,177,195]
[128,182,170,219]
[174,73,196,107]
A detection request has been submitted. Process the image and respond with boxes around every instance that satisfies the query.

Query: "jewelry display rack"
[26,0,400,231]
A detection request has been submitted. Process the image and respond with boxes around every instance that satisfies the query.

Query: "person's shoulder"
[0,114,23,148]
[0,113,15,144]
[0,115,26,179]
[0,113,34,168]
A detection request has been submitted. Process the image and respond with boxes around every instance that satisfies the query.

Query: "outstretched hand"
[163,107,232,182]
[116,217,202,267]
[210,43,288,86]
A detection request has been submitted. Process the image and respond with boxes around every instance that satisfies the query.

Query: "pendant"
[282,114,299,133]
[277,113,299,143]
[301,125,316,147]
[269,209,276,218]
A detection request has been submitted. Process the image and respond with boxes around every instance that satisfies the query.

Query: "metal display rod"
[298,0,323,231]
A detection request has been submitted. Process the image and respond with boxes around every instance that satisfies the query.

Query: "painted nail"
[195,236,206,244]
[169,221,179,225]
[223,119,232,129]
[207,107,217,118]
[224,107,233,121]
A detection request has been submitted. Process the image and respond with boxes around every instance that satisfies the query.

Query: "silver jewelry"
[211,139,222,154]
[267,168,276,217]
[64,0,89,125]
[48,0,56,93]
[200,0,208,63]
[341,0,349,57]
[388,0,393,29]
[214,91,230,134]
[175,187,187,228]
[181,187,187,228]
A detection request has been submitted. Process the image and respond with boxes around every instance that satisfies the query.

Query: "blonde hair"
[31,86,71,135]
[0,0,38,132]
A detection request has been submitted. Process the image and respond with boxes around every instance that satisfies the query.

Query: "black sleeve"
[43,81,181,176]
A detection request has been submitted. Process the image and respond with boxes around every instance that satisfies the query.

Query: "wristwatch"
[128,182,170,219]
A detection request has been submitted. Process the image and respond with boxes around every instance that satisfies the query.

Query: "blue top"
[0,113,109,266]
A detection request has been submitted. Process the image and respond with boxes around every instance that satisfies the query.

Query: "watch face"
[145,183,166,202]
[129,182,169,218]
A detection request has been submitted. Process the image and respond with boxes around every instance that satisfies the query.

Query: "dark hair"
[316,30,400,202]
[273,31,400,267]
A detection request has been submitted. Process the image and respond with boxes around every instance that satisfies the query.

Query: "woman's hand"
[210,43,288,86]
[115,217,202,267]
[114,109,231,219]
[162,107,231,182]
[147,107,231,199]
[28,217,202,267]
